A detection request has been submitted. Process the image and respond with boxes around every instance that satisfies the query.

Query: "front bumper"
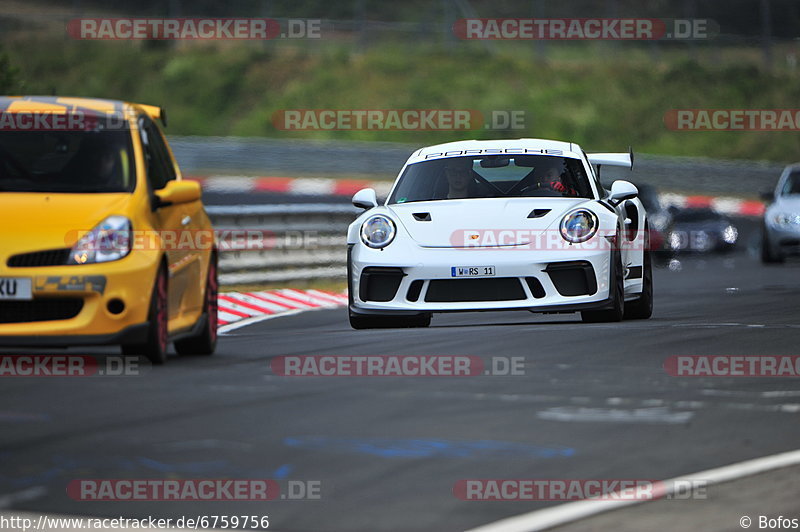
[0,251,159,342]
[765,224,800,257]
[349,244,613,314]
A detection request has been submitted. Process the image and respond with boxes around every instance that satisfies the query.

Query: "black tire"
[349,311,431,330]
[581,248,625,323]
[624,247,653,320]
[122,265,169,364]
[761,229,784,263]
[175,255,218,356]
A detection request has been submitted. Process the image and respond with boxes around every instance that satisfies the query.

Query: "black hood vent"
[528,209,551,218]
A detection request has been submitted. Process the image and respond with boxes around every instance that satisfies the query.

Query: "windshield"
[780,171,800,196]
[0,129,135,193]
[388,155,593,204]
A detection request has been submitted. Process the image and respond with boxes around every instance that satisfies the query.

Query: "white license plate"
[0,278,33,300]
[451,266,495,278]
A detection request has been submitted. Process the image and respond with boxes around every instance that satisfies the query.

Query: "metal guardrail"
[170,136,788,197]
[207,204,359,285]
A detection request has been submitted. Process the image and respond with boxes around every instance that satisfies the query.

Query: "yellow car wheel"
[175,255,218,356]
[122,265,169,364]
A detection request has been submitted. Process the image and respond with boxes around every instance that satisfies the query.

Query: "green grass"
[4,37,800,162]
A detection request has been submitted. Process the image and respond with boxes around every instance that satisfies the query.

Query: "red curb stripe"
[254,177,294,193]
[685,195,714,208]
[244,291,298,309]
[218,294,276,315]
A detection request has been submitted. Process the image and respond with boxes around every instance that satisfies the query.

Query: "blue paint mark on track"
[272,464,293,479]
[283,437,574,459]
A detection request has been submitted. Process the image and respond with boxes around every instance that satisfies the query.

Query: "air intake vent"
[545,261,597,296]
[528,209,551,219]
[359,267,405,302]
[413,213,431,221]
[425,278,526,302]
[0,298,83,323]
[8,249,71,267]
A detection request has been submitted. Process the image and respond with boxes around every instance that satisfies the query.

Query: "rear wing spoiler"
[139,104,168,127]
[587,147,634,170]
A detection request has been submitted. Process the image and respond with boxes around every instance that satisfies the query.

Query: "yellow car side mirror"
[154,180,201,208]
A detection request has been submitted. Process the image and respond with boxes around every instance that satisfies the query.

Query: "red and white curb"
[659,192,765,217]
[188,176,766,218]
[217,289,348,333]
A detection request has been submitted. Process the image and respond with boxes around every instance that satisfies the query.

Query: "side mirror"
[609,180,638,205]
[352,188,378,210]
[154,180,201,209]
[760,189,774,203]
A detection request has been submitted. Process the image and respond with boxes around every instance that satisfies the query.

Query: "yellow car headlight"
[69,215,132,264]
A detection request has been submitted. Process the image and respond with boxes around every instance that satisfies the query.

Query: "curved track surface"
[1,223,799,532]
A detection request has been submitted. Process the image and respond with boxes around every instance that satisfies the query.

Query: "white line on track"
[465,448,800,532]
[218,308,307,334]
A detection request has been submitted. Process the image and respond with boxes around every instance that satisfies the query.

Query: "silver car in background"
[762,164,800,263]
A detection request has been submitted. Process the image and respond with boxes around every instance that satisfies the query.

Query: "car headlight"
[772,212,800,227]
[669,231,684,251]
[360,215,396,249]
[69,215,132,264]
[559,209,598,243]
[722,225,738,244]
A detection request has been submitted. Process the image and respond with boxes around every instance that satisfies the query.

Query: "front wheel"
[761,230,784,264]
[122,265,169,364]
[175,255,218,356]
[349,311,431,330]
[581,249,625,323]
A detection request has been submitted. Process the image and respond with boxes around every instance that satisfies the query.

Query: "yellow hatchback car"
[0,96,217,364]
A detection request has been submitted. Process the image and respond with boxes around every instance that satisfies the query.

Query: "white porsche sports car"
[346,138,653,329]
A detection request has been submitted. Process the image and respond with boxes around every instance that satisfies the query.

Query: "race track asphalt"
[1,217,799,532]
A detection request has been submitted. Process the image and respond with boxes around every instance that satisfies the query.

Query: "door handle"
[181,215,191,226]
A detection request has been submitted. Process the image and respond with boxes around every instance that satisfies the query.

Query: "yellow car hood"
[0,193,134,255]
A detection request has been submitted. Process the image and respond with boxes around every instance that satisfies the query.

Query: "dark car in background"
[603,182,671,256]
[667,208,739,254]
[634,183,672,255]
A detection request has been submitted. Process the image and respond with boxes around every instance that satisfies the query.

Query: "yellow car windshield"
[0,129,135,193]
